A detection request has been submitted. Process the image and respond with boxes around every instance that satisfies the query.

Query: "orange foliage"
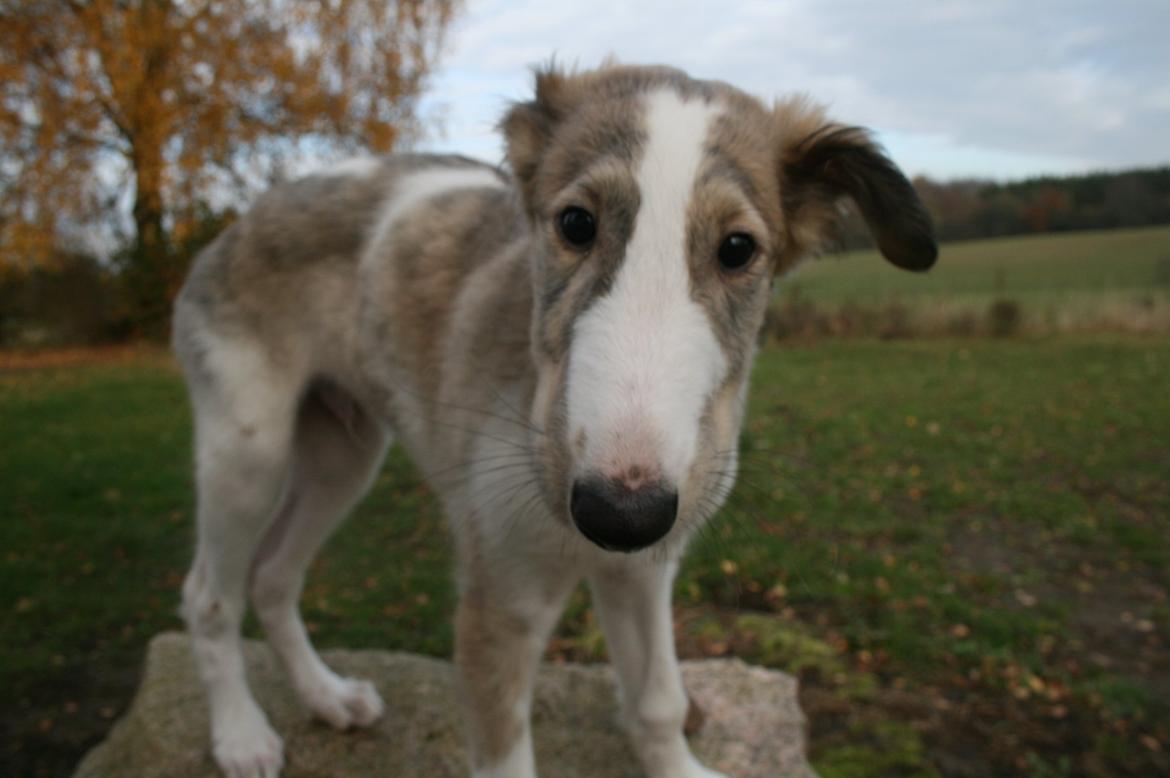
[0,0,458,271]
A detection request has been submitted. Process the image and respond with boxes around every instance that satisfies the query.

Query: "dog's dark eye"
[558,207,597,248]
[717,233,756,271]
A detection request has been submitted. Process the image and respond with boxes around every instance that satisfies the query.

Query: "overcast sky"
[415,0,1169,181]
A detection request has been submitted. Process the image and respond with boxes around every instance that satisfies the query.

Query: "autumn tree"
[0,0,458,334]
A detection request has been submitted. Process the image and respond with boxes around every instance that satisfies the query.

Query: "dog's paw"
[305,676,385,730]
[684,766,729,778]
[672,760,728,778]
[660,753,729,778]
[212,714,283,778]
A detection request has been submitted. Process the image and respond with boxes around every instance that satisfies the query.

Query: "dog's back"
[175,155,503,366]
[173,155,527,469]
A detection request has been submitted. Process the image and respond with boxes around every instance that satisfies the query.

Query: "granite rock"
[74,632,815,778]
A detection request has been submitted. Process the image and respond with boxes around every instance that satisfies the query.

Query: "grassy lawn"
[793,226,1170,306]
[2,334,1168,776]
[690,337,1170,777]
[776,226,1170,337]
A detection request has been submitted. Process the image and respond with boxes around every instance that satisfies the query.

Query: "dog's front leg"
[590,561,728,778]
[455,557,576,778]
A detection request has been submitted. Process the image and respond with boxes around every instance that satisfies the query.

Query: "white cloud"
[417,0,1170,180]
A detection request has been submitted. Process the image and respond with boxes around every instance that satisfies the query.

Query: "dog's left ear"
[776,99,938,271]
[500,66,585,217]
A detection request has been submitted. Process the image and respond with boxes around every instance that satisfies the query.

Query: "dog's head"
[503,64,936,553]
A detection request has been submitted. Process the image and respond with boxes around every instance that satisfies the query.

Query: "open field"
[2,334,1168,777]
[775,226,1170,337]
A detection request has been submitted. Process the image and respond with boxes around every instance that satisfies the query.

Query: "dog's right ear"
[501,66,583,215]
[775,97,938,273]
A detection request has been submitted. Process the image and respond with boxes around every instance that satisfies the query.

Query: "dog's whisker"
[419,452,537,490]
[485,384,548,437]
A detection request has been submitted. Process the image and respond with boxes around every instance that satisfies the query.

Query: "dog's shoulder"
[355,155,531,404]
[361,154,518,273]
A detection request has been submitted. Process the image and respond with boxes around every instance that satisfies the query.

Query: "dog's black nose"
[569,477,678,552]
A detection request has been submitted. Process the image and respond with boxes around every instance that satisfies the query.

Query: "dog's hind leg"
[589,561,729,778]
[250,383,390,730]
[181,339,302,778]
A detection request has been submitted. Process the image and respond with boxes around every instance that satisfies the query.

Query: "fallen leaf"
[1015,590,1038,607]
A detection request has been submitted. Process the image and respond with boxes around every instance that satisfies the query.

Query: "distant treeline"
[840,166,1170,248]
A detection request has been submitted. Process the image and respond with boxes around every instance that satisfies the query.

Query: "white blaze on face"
[566,90,727,487]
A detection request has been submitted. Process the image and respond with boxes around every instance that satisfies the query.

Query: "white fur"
[180,325,391,777]
[567,91,727,487]
[209,694,284,778]
[326,156,383,178]
[590,562,729,778]
[181,333,301,778]
[472,730,536,778]
[363,167,506,274]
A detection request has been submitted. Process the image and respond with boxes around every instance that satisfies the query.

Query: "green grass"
[0,355,459,775]
[778,226,1170,335]
[792,225,1170,304]
[3,335,1168,776]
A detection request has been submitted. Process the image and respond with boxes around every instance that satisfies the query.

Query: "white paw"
[646,751,729,778]
[304,676,385,730]
[685,766,729,778]
[212,711,283,778]
[673,755,729,778]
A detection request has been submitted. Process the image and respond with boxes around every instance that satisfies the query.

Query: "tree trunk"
[126,137,171,339]
[122,1,176,340]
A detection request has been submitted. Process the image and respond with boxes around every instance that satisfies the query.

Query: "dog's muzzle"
[569,476,678,552]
